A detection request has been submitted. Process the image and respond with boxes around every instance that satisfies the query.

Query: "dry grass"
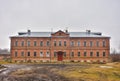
[57,63,120,81]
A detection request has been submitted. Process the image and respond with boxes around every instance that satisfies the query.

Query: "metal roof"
[10,31,110,38]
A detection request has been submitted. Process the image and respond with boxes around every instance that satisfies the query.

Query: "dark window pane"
[34,41,37,46]
[96,52,99,57]
[28,52,30,56]
[78,52,80,57]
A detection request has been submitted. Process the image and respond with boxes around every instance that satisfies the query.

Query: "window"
[59,41,62,46]
[40,52,43,57]
[103,41,105,47]
[84,52,87,57]
[21,51,24,57]
[40,41,43,47]
[64,41,66,46]
[54,52,57,57]
[46,41,50,46]
[90,41,93,47]
[64,52,66,57]
[78,41,80,46]
[71,52,74,57]
[90,52,93,57]
[21,41,24,46]
[34,52,37,57]
[103,52,106,57]
[71,41,74,46]
[84,41,87,47]
[78,52,80,57]
[96,52,99,57]
[27,52,30,56]
[46,52,50,57]
[96,41,99,47]
[54,41,56,46]
[27,41,30,46]
[15,51,17,57]
[15,41,18,46]
[34,41,37,46]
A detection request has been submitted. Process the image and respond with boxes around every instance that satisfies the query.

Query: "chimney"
[65,29,68,33]
[28,30,31,35]
[86,30,91,34]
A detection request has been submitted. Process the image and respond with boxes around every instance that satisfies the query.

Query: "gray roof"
[10,31,110,38]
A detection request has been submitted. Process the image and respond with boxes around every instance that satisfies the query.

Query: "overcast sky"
[0,0,120,52]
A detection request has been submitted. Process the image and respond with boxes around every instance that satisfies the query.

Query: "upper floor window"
[34,52,37,57]
[40,41,43,47]
[46,52,50,57]
[34,41,37,46]
[103,52,106,57]
[27,41,30,46]
[90,41,93,47]
[78,52,80,57]
[78,41,80,46]
[90,52,93,57]
[71,41,74,46]
[96,52,99,57]
[84,52,87,57]
[27,52,30,56]
[21,51,24,57]
[64,52,66,57]
[103,41,106,47]
[64,41,66,46]
[54,41,56,46]
[96,41,99,47]
[40,52,43,57]
[21,41,24,46]
[84,41,87,47]
[46,41,50,46]
[15,51,17,57]
[15,41,18,46]
[59,41,62,46]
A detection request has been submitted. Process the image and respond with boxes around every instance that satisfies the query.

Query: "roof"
[10,30,110,38]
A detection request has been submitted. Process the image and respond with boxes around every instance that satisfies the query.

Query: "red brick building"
[10,30,110,63]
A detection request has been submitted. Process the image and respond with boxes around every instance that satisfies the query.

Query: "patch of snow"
[100,66,113,68]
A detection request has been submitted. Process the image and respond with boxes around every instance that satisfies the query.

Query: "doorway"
[57,51,63,61]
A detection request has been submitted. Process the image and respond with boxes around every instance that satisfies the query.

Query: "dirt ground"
[0,63,120,81]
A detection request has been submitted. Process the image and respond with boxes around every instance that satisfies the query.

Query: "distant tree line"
[110,48,120,62]
[110,53,120,62]
[0,48,10,54]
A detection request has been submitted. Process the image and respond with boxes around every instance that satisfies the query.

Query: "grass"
[57,63,120,81]
[1,61,120,81]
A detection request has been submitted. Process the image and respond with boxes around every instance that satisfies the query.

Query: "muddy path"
[0,64,70,81]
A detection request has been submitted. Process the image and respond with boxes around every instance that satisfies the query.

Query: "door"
[57,51,63,61]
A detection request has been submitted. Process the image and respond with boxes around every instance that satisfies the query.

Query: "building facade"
[10,30,110,63]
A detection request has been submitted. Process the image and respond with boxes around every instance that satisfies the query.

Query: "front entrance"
[57,51,63,61]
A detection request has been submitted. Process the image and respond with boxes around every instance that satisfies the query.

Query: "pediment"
[51,30,69,37]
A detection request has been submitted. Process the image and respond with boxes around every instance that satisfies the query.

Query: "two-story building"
[10,30,110,63]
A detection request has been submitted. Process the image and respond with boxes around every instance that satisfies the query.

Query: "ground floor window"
[46,52,50,57]
[21,51,24,57]
[78,52,80,57]
[90,52,93,57]
[103,52,106,57]
[15,51,17,57]
[64,52,66,57]
[71,52,74,57]
[54,52,57,57]
[40,52,43,57]
[27,52,30,56]
[34,52,37,57]
[84,52,87,57]
[96,52,99,57]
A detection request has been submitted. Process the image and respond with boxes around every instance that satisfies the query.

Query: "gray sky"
[0,0,120,52]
